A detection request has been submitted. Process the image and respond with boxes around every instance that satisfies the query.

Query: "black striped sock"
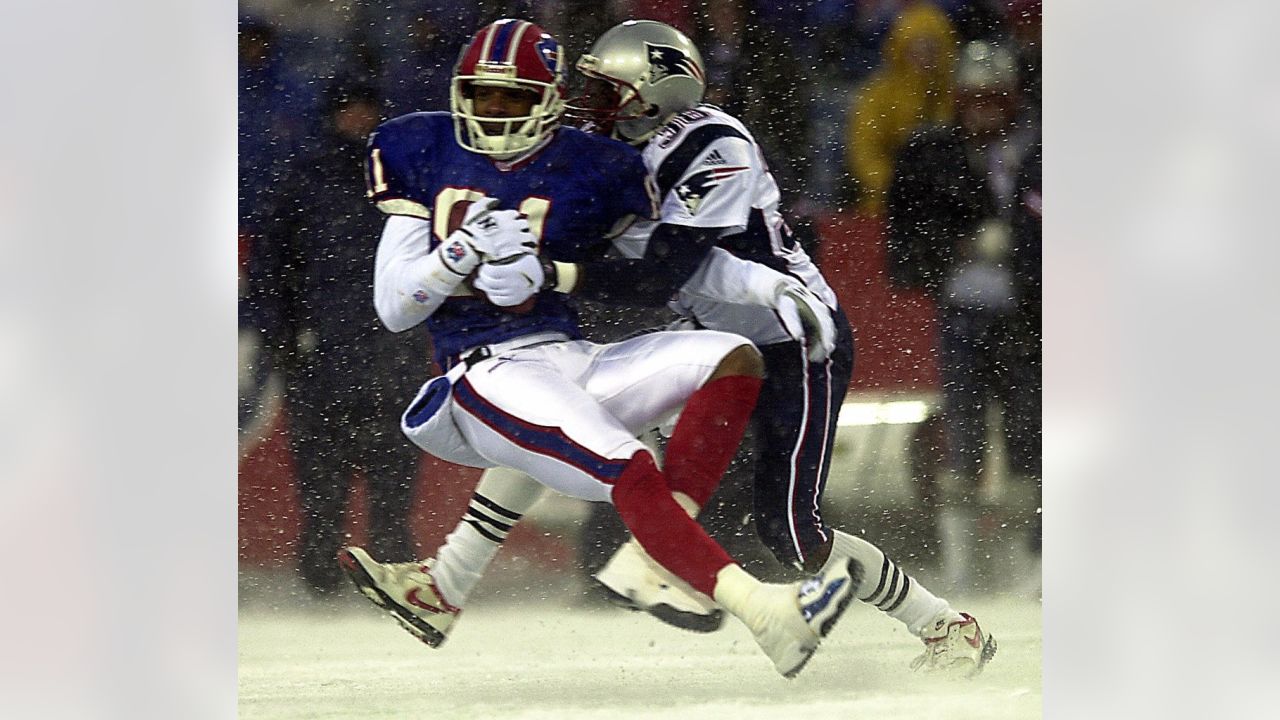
[460,493,522,544]
[862,555,913,614]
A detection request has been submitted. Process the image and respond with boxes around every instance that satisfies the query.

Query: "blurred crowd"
[239,0,1042,597]
[239,0,1040,227]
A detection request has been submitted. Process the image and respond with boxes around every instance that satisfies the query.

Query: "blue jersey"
[365,112,654,366]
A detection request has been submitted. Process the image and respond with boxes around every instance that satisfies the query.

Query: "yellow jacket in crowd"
[845,1,958,215]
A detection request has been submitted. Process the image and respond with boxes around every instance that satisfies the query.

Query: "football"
[448,199,537,314]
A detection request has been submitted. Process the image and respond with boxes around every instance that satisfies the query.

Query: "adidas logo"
[702,149,726,166]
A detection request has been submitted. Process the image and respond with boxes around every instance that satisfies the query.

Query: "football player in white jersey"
[414,20,995,676]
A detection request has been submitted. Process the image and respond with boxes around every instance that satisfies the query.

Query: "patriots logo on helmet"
[674,165,748,215]
[645,42,703,84]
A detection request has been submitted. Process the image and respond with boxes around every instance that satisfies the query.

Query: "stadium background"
[237,0,1040,596]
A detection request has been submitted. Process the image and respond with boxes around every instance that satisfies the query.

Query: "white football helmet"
[451,19,567,157]
[567,20,706,144]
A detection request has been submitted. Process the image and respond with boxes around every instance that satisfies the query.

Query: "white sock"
[826,530,957,637]
[671,491,699,517]
[431,467,545,606]
[710,564,764,627]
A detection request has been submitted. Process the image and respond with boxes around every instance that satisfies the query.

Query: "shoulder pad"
[365,113,451,220]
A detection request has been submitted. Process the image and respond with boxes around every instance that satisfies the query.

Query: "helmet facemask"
[566,63,656,144]
[452,75,563,157]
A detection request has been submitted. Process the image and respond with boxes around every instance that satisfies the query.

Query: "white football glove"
[775,280,836,363]
[436,198,535,276]
[473,253,546,307]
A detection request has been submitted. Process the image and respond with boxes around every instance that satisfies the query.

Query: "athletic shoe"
[910,611,997,677]
[745,559,859,678]
[338,547,460,648]
[595,539,725,633]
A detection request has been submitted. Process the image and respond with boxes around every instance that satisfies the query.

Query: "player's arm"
[374,202,535,330]
[365,120,535,328]
[683,247,836,361]
[567,135,756,306]
[569,222,721,306]
[373,215,459,332]
[471,147,719,307]
[365,124,461,331]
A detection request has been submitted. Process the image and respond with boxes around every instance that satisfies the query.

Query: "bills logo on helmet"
[674,165,747,215]
[645,42,704,84]
[535,34,563,79]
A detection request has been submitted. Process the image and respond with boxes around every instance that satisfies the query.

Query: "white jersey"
[612,105,838,345]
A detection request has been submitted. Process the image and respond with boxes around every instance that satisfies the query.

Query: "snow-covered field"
[239,581,1041,720]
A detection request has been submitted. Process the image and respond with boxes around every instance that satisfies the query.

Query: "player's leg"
[340,465,544,648]
[587,331,761,629]
[368,329,762,638]
[750,316,953,626]
[430,466,544,607]
[452,349,732,588]
[341,347,660,648]
[456,346,859,676]
[757,310,997,675]
[416,329,766,633]
[750,333,848,572]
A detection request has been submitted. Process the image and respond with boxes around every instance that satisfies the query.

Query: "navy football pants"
[752,308,855,570]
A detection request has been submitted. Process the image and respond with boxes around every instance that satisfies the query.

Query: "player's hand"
[437,199,534,276]
[473,253,546,308]
[775,280,836,363]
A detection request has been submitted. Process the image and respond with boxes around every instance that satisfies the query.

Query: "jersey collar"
[489,131,556,172]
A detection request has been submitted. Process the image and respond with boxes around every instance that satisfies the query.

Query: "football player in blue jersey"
[419,20,996,677]
[338,19,857,679]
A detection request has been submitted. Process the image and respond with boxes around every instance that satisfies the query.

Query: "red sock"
[611,452,734,597]
[664,374,762,507]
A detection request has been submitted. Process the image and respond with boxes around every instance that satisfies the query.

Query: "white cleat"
[595,539,725,633]
[744,559,859,678]
[338,547,461,648]
[911,611,997,677]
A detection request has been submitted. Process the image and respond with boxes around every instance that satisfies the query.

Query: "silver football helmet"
[567,20,706,144]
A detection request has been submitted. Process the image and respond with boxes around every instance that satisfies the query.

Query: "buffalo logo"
[535,35,564,80]
[674,165,747,215]
[645,42,704,84]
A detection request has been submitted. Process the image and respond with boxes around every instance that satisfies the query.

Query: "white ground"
[239,585,1041,719]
